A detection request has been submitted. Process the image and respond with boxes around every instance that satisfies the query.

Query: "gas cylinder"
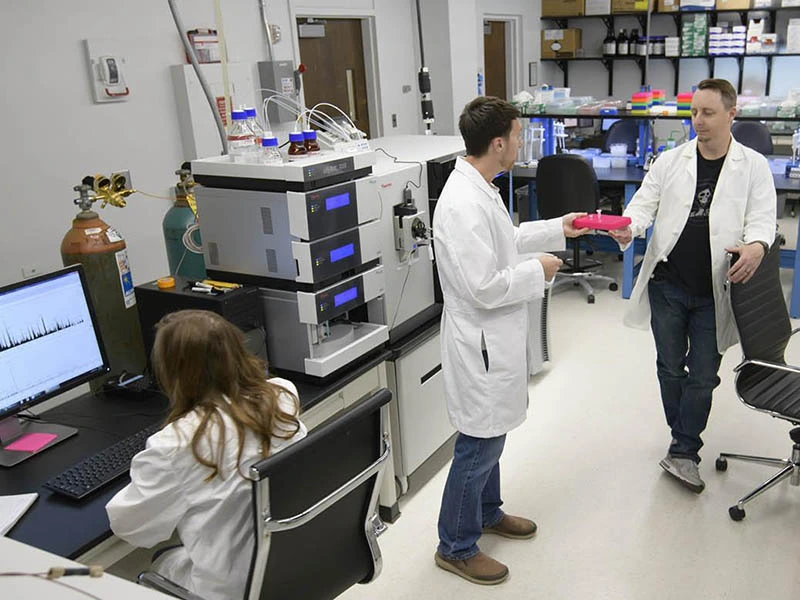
[163,167,206,280]
[61,184,146,388]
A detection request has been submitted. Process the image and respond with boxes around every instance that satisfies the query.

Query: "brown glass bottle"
[288,132,307,156]
[303,129,320,153]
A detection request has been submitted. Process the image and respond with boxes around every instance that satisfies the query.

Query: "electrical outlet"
[392,114,398,128]
[21,265,45,279]
[111,170,133,192]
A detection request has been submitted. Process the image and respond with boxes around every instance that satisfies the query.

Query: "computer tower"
[134,277,266,361]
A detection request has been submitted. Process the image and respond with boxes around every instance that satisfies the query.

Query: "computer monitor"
[601,118,621,132]
[0,264,109,467]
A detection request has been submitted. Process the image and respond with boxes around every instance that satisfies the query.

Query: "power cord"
[0,566,104,600]
[374,147,423,190]
[389,251,414,330]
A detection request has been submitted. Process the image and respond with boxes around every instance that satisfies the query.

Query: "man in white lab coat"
[433,96,589,585]
[610,79,776,493]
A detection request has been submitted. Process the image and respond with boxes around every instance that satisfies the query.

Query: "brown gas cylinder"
[61,185,146,388]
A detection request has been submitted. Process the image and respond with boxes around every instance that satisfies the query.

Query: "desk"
[512,164,800,316]
[0,351,393,565]
[0,536,169,598]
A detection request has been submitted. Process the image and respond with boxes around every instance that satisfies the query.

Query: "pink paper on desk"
[573,214,632,231]
[4,433,58,452]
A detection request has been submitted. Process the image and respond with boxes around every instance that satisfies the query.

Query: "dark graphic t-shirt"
[652,151,726,297]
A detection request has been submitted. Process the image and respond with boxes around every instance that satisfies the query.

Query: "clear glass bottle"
[261,136,282,164]
[303,130,320,153]
[227,110,255,163]
[244,107,265,147]
[288,132,308,157]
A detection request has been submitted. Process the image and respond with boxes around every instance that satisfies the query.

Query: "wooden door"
[484,20,507,99]
[298,18,371,138]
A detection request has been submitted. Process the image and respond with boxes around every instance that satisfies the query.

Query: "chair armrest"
[138,571,206,600]
[262,434,391,534]
[734,358,800,376]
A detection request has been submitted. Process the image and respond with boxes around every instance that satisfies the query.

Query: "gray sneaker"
[659,455,705,493]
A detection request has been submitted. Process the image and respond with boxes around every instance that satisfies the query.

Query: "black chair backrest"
[730,238,789,365]
[246,388,392,600]
[731,121,774,155]
[536,154,600,220]
[602,119,639,153]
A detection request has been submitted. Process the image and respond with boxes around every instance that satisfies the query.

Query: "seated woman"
[106,309,306,600]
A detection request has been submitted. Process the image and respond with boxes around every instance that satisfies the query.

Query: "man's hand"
[562,213,591,238]
[608,226,632,246]
[538,254,563,282]
[727,242,767,284]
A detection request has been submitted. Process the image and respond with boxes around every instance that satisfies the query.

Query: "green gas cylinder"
[163,168,206,280]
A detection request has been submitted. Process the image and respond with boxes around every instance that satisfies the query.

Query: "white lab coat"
[106,378,307,600]
[434,157,565,438]
[622,137,776,352]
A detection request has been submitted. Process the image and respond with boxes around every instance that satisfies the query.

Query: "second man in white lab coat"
[433,96,589,585]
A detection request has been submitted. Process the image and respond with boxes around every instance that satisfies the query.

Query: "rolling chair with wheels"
[602,119,638,154]
[715,238,800,522]
[535,154,618,304]
[731,121,774,155]
[600,120,639,214]
[139,387,393,599]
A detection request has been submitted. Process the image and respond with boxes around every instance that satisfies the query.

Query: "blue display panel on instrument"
[334,286,358,307]
[325,192,351,211]
[330,243,355,263]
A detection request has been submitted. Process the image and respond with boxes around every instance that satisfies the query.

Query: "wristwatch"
[753,240,769,255]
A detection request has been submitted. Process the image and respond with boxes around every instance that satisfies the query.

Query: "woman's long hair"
[152,309,300,481]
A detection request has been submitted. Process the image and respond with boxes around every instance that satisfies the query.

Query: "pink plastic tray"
[573,214,631,231]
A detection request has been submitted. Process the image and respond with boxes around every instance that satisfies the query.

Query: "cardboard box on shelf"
[542,0,585,17]
[612,0,652,12]
[541,29,583,58]
[680,0,715,8]
[658,0,680,11]
[716,0,751,8]
[586,0,612,14]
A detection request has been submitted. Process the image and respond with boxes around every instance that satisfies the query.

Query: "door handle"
[346,69,356,121]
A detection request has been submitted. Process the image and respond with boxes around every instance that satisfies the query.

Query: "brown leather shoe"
[434,551,509,585]
[482,514,537,539]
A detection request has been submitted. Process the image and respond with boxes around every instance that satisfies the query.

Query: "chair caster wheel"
[609,282,618,291]
[587,295,595,304]
[729,506,745,521]
[715,457,728,472]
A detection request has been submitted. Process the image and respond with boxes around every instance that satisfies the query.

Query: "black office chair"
[138,387,393,599]
[731,121,774,155]
[535,154,618,304]
[715,238,800,522]
[602,119,638,154]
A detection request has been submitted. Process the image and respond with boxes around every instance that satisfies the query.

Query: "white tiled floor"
[342,218,800,600]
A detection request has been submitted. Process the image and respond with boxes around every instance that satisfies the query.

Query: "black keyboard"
[44,423,162,500]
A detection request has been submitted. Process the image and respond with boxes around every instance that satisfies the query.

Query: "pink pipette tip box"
[573,214,631,231]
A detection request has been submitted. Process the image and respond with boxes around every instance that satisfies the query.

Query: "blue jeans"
[648,278,722,463]
[437,433,506,560]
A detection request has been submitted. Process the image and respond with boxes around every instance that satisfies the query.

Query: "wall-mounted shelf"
[542,53,800,96]
[541,8,800,96]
